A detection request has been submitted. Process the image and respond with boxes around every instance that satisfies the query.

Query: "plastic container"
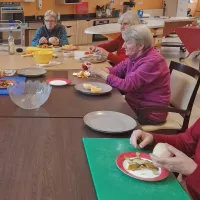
[8,35,15,55]
[33,51,53,64]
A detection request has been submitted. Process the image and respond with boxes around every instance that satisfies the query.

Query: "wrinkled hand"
[130,130,154,148]
[88,65,103,76]
[39,37,48,44]
[95,47,109,58]
[89,46,96,53]
[150,144,197,175]
[49,37,59,45]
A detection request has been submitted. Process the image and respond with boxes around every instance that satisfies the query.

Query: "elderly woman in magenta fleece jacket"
[89,11,141,65]
[88,25,171,125]
[130,119,200,200]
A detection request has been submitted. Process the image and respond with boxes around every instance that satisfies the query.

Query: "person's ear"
[138,45,144,51]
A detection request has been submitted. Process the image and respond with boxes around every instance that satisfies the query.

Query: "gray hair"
[44,10,57,20]
[122,25,153,50]
[118,11,141,26]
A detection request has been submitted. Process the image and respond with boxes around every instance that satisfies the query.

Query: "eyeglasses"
[44,20,56,23]
[121,22,130,26]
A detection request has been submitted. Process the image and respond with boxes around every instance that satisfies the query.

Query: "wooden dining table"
[0,70,137,119]
[0,46,189,200]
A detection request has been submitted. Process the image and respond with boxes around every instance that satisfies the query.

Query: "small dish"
[63,51,74,57]
[4,70,16,76]
[116,152,169,181]
[46,78,71,86]
[53,46,62,52]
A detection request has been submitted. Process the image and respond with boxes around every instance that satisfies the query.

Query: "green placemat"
[83,138,190,200]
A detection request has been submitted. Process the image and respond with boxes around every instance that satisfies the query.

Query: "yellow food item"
[83,83,92,90]
[62,44,79,50]
[125,156,159,175]
[90,86,102,93]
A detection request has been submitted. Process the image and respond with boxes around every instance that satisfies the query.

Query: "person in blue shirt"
[31,10,68,46]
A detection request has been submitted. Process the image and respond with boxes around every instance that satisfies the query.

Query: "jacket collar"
[129,47,154,63]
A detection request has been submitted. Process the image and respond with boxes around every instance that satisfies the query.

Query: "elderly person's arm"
[30,27,42,46]
[88,58,128,80]
[152,119,200,199]
[130,119,200,199]
[106,57,163,92]
[97,36,127,65]
[58,25,68,46]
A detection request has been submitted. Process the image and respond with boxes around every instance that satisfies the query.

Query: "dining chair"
[137,61,200,134]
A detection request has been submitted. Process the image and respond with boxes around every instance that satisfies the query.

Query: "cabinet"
[150,27,164,52]
[76,20,93,45]
[62,20,93,45]
[109,18,118,23]
[62,21,77,44]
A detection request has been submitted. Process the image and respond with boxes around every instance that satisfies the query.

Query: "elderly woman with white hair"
[31,10,68,46]
[88,25,171,125]
[89,11,141,65]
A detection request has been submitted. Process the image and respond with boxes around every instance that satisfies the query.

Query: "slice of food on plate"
[62,44,79,50]
[0,80,15,88]
[90,86,102,94]
[83,83,92,90]
[125,155,159,175]
[73,70,91,78]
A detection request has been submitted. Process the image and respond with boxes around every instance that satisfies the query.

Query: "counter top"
[85,20,165,35]
[85,17,196,35]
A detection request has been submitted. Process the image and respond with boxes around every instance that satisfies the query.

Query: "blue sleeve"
[59,25,69,46]
[30,27,42,46]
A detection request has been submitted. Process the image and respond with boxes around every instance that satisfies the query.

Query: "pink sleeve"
[107,59,128,78]
[107,57,163,92]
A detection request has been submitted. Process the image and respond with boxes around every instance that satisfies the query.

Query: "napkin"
[74,51,86,60]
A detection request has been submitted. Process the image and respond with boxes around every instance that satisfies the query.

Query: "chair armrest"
[137,106,190,115]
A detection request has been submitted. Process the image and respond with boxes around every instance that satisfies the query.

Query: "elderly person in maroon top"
[130,118,200,200]
[88,25,170,125]
[89,11,141,65]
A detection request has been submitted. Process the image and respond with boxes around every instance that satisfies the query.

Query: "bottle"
[8,35,15,55]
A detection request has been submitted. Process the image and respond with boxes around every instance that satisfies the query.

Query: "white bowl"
[53,47,62,52]
[63,51,74,57]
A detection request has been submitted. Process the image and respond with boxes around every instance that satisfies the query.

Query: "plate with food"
[75,82,112,95]
[38,44,53,49]
[62,44,79,51]
[80,55,107,64]
[116,152,169,181]
[0,80,15,89]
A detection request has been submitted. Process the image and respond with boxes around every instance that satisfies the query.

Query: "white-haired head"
[44,10,57,20]
[122,25,153,50]
[118,11,141,26]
